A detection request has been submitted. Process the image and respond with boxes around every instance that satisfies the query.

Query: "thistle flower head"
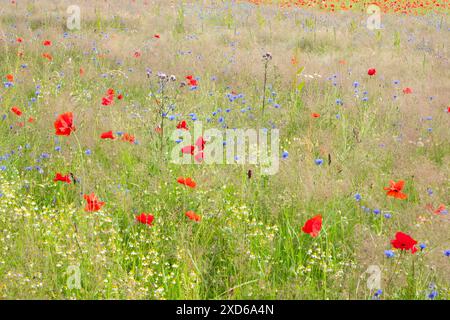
[262,52,272,61]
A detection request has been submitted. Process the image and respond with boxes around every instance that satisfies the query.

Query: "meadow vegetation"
[0,0,449,299]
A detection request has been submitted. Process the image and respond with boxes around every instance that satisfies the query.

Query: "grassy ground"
[0,0,449,299]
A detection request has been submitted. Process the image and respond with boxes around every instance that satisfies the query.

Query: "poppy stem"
[72,132,86,195]
[386,251,403,293]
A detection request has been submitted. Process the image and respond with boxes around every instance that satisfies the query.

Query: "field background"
[0,0,449,299]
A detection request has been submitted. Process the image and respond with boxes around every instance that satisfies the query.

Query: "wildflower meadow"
[0,0,449,301]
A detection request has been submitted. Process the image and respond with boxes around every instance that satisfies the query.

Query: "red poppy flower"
[134,51,141,58]
[43,40,52,46]
[101,95,114,106]
[176,120,189,130]
[11,106,22,116]
[6,74,14,82]
[16,37,23,43]
[53,173,71,184]
[42,53,53,61]
[54,112,75,136]
[83,193,105,212]
[403,87,413,94]
[302,214,322,237]
[106,88,115,96]
[100,131,115,140]
[177,177,196,188]
[28,117,34,123]
[122,133,135,144]
[428,204,447,215]
[384,180,407,200]
[311,113,321,118]
[186,75,198,86]
[195,136,206,151]
[367,68,376,76]
[447,106,450,113]
[391,232,417,254]
[79,68,85,76]
[154,126,162,134]
[181,145,195,155]
[135,213,154,226]
[185,210,201,222]
[117,94,123,100]
[154,34,160,38]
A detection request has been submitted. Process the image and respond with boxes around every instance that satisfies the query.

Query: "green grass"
[0,0,449,300]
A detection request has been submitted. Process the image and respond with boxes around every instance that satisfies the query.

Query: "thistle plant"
[148,72,178,153]
[261,52,272,118]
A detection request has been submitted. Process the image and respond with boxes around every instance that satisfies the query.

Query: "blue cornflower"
[354,193,362,201]
[85,149,92,155]
[373,209,381,215]
[0,166,6,171]
[428,291,438,300]
[218,117,224,123]
[419,243,426,250]
[373,289,383,299]
[55,146,61,152]
[282,151,289,159]
[384,250,395,258]
[353,81,359,88]
[444,250,450,257]
[315,158,323,165]
[384,213,392,219]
